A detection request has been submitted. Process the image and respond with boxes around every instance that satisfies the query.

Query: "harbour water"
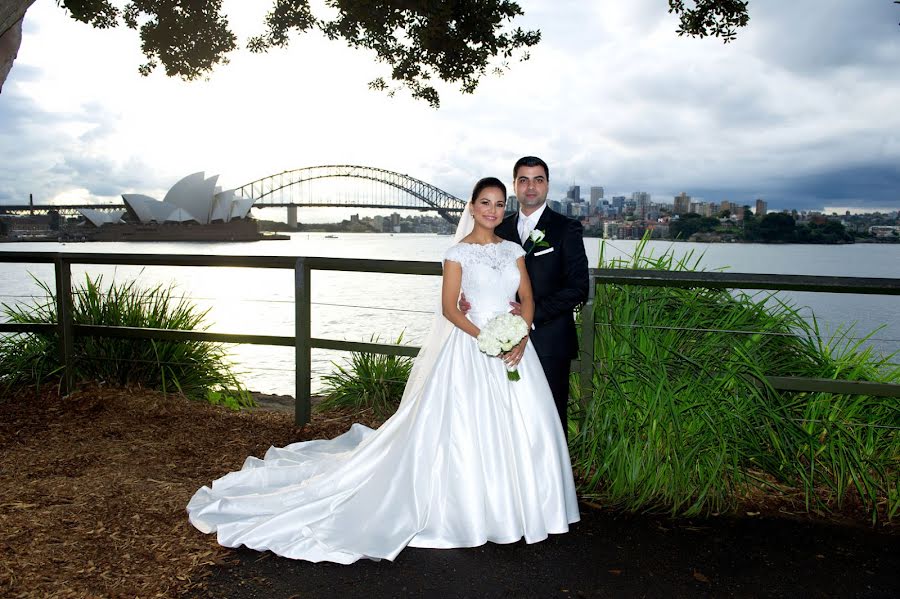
[1,234,898,396]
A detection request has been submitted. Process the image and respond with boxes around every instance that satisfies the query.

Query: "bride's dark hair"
[470,177,507,203]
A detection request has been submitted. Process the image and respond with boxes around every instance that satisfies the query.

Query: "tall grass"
[318,334,413,418]
[0,274,252,408]
[570,238,900,522]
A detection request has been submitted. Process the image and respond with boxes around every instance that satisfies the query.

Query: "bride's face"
[470,187,506,230]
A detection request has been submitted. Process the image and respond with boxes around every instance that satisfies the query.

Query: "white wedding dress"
[187,240,580,564]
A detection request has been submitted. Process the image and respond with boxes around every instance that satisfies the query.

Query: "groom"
[464,156,589,434]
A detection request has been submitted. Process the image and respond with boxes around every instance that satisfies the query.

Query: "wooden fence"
[1,251,898,425]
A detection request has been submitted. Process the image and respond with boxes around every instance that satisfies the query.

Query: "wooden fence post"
[294,257,312,426]
[578,279,596,410]
[54,257,74,395]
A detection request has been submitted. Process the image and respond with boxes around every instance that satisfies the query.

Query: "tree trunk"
[0,0,37,94]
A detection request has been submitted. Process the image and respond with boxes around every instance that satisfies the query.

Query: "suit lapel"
[497,212,522,247]
[523,206,553,257]
[514,212,525,247]
[522,214,534,252]
[534,206,553,237]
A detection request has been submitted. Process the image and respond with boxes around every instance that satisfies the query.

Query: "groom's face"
[514,166,549,214]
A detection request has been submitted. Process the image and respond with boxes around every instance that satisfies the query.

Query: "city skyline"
[1,1,898,213]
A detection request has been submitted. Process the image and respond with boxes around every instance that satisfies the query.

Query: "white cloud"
[1,0,898,211]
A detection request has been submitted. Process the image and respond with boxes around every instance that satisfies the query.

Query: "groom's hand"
[458,293,471,314]
[508,301,522,316]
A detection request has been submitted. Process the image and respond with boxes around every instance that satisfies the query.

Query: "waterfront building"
[720,200,732,215]
[117,172,253,225]
[869,225,900,238]
[0,213,59,240]
[618,223,645,240]
[603,221,619,239]
[755,199,768,217]
[79,210,126,227]
[647,223,669,238]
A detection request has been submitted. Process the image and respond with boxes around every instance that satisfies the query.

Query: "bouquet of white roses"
[476,313,529,381]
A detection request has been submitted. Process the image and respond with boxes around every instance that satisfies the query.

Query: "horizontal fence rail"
[591,269,900,295]
[1,251,898,425]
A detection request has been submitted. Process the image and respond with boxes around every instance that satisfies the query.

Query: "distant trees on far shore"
[665,211,857,244]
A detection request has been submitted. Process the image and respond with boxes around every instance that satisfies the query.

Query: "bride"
[187,176,580,564]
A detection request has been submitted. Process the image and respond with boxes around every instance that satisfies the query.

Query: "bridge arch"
[235,165,467,224]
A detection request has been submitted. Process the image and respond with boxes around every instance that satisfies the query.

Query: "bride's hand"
[502,337,528,368]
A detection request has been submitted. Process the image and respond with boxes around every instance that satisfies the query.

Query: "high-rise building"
[566,185,581,202]
[624,199,637,217]
[632,192,651,221]
[720,200,732,215]
[755,199,768,217]
[674,192,691,215]
[589,186,604,215]
[506,195,519,213]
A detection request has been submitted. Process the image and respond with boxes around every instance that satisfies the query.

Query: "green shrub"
[318,335,413,419]
[0,274,252,408]
[570,238,900,522]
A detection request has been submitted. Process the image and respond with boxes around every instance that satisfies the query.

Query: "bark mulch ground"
[2,385,898,598]
[0,385,382,598]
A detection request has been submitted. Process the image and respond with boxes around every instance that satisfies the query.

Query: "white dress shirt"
[518,203,547,244]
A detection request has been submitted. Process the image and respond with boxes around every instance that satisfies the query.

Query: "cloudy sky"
[1,0,899,215]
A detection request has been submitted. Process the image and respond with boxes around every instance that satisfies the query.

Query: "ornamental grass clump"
[318,334,413,419]
[570,238,900,522]
[0,274,252,408]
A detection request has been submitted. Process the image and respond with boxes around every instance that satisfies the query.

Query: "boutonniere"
[525,229,550,255]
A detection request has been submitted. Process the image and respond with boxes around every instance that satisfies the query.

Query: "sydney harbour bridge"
[0,165,468,225]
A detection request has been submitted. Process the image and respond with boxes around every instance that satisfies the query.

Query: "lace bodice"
[444,241,525,326]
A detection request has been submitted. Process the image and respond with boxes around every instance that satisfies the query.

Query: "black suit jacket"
[496,207,589,360]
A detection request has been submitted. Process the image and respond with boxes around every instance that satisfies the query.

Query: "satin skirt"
[187,326,580,564]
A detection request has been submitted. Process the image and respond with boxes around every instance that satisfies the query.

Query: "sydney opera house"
[77,173,267,241]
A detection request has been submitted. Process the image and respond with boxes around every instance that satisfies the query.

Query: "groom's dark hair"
[470,177,507,202]
[513,156,549,181]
